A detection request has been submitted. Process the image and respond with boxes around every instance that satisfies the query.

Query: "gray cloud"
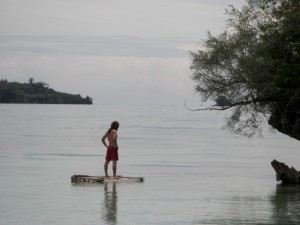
[0,35,196,58]
[0,0,246,37]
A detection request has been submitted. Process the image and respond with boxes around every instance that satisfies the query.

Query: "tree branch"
[185,96,277,112]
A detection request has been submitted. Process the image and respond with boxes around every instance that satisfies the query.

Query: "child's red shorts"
[106,146,118,161]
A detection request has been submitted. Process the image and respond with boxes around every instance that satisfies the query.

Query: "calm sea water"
[0,104,300,225]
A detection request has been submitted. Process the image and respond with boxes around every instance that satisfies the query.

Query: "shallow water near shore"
[1,104,300,225]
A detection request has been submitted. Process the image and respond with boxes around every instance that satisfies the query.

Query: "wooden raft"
[71,175,144,183]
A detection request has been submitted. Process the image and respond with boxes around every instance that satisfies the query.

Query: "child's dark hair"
[108,121,119,134]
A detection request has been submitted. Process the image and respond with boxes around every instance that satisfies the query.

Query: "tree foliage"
[0,78,93,104]
[190,0,300,139]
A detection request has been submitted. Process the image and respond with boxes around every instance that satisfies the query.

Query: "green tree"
[29,78,34,85]
[190,0,300,139]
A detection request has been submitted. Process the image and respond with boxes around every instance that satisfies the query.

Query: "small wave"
[45,153,102,157]
[25,153,102,158]
[135,163,195,168]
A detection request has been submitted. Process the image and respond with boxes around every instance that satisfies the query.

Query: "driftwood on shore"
[271,159,300,184]
[71,175,144,183]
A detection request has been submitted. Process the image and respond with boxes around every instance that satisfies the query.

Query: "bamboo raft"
[71,175,144,183]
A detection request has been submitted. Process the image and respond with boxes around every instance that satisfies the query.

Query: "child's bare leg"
[112,160,117,177]
[104,160,109,177]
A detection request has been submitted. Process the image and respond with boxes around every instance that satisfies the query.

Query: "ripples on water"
[0,104,300,225]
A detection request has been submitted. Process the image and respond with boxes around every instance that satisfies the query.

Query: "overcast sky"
[0,0,246,105]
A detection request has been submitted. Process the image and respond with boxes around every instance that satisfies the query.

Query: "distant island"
[0,78,93,104]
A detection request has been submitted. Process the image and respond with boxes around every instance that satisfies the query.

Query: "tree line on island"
[0,78,93,104]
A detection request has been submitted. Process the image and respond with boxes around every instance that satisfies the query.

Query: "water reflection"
[270,184,300,225]
[195,185,300,225]
[102,183,118,225]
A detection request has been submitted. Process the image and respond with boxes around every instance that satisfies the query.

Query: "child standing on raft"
[101,121,119,177]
